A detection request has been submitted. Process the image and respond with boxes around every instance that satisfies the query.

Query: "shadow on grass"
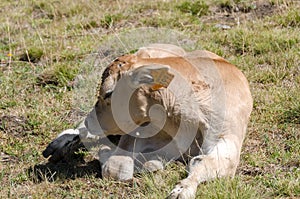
[27,135,124,183]
[28,156,102,183]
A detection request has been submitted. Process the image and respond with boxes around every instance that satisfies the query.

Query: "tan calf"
[43,44,253,199]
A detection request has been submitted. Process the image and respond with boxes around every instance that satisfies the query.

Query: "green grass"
[0,0,299,198]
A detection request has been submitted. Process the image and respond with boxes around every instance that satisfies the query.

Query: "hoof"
[102,155,134,181]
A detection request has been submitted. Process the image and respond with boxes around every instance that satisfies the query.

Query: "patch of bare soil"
[0,115,32,136]
[203,1,279,26]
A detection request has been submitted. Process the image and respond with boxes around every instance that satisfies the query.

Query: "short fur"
[45,44,253,199]
[89,44,253,198]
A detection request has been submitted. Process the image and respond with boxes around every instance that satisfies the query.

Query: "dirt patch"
[237,165,263,176]
[203,1,278,26]
[0,115,33,136]
[36,73,60,87]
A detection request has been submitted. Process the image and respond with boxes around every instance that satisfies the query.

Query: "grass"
[0,0,299,198]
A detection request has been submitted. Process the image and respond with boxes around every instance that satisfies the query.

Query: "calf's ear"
[128,64,174,90]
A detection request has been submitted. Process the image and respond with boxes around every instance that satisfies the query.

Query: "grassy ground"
[0,0,299,198]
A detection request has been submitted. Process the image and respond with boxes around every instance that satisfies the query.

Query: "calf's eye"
[117,62,125,68]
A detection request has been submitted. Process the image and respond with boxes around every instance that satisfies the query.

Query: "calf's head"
[85,53,174,136]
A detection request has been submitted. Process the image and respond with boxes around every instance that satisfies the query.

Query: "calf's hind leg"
[168,135,242,199]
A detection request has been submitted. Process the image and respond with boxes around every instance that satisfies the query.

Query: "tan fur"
[83,44,253,199]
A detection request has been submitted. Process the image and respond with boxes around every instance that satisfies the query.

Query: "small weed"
[37,63,78,88]
[274,7,300,27]
[218,0,256,13]
[100,14,124,28]
[83,20,99,30]
[0,100,17,109]
[19,48,43,63]
[177,0,209,17]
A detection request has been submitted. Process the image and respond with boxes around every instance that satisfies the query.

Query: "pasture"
[0,0,299,198]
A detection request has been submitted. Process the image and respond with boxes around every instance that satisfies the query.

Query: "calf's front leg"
[168,135,242,199]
